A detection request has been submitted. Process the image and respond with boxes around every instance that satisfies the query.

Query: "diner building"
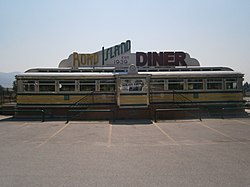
[16,40,244,120]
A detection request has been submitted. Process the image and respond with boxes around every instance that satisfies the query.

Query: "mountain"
[0,72,21,88]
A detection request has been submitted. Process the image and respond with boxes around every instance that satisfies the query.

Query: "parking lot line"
[197,122,238,141]
[0,121,29,127]
[0,122,30,137]
[153,122,179,145]
[232,119,250,126]
[108,124,112,148]
[36,122,70,148]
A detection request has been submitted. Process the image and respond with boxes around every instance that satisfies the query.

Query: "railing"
[154,108,201,122]
[221,106,246,119]
[66,109,115,123]
[0,91,16,105]
[172,90,196,104]
[153,90,202,121]
[66,91,94,122]
[0,109,45,122]
[68,91,95,109]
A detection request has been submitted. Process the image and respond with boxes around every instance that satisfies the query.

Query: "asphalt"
[0,116,250,187]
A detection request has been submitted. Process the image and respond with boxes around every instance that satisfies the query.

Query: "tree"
[243,82,250,96]
[12,81,17,92]
[0,85,4,93]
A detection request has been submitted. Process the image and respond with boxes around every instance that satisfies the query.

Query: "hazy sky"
[1,0,250,82]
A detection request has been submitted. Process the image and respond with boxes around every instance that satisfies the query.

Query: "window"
[168,79,184,90]
[23,80,35,92]
[207,78,223,90]
[100,79,115,92]
[150,79,165,91]
[39,80,55,92]
[188,79,203,90]
[80,80,96,92]
[59,81,75,92]
[225,78,237,90]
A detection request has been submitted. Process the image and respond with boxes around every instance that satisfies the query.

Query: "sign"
[136,52,187,66]
[58,40,200,68]
[102,40,131,65]
[120,79,146,92]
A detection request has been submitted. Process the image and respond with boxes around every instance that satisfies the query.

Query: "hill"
[0,72,21,88]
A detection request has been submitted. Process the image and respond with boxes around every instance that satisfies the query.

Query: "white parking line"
[197,122,243,143]
[0,122,30,137]
[108,124,112,148]
[36,122,70,148]
[153,122,179,145]
[232,119,250,126]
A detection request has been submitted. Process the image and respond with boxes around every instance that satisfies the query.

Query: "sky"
[0,0,250,82]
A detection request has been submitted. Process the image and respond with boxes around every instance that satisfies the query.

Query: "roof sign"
[59,40,200,68]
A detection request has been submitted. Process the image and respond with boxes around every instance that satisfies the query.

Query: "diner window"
[100,79,115,92]
[168,79,184,90]
[59,81,75,92]
[23,80,35,92]
[207,78,223,90]
[39,80,55,92]
[150,79,165,91]
[188,79,203,90]
[80,80,96,92]
[225,78,237,90]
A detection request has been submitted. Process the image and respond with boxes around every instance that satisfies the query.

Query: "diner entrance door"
[116,76,150,108]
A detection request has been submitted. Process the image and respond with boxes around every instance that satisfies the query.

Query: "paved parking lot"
[0,116,250,187]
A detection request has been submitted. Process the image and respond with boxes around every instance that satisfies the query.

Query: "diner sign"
[59,40,200,68]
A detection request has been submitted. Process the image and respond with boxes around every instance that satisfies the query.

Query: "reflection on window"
[23,80,35,92]
[188,79,203,90]
[80,80,96,92]
[207,79,222,90]
[150,79,165,91]
[225,78,237,90]
[39,80,55,92]
[59,81,75,92]
[120,79,146,92]
[100,79,115,92]
[168,79,184,90]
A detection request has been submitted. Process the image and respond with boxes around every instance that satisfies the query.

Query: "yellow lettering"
[81,53,98,66]
[75,53,99,67]
[94,53,98,65]
[89,55,93,65]
[73,52,81,68]
[81,54,86,65]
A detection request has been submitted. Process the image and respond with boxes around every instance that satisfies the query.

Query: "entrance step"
[119,105,148,109]
[111,119,152,125]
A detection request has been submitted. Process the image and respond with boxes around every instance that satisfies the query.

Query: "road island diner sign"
[59,40,200,68]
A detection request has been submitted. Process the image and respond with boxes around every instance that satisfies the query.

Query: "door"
[117,76,150,108]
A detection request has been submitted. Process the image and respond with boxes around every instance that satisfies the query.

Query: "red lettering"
[164,52,175,66]
[153,52,163,66]
[136,52,147,66]
[148,52,152,66]
[136,51,187,67]
[175,52,186,66]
